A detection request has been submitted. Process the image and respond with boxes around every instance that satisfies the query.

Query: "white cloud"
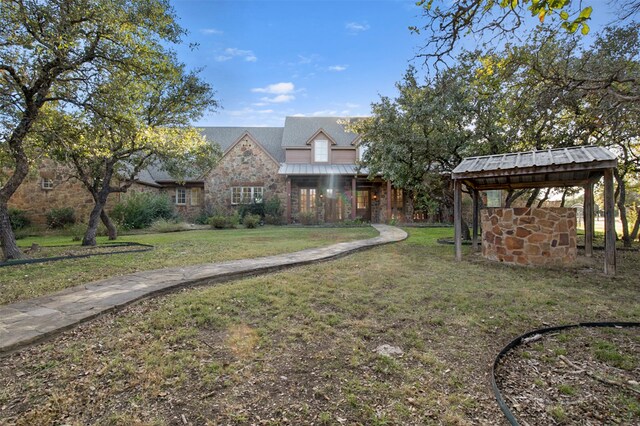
[252,82,295,95]
[260,94,295,103]
[346,22,370,33]
[201,28,223,35]
[328,65,348,72]
[215,48,257,62]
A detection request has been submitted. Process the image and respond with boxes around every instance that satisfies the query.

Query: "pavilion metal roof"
[451,146,617,190]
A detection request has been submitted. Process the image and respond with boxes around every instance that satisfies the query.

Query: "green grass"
[0,226,377,305]
[0,227,638,424]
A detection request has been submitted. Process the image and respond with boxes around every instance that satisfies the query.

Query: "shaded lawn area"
[0,226,378,306]
[0,228,638,425]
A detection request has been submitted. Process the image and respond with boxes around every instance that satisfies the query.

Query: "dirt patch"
[495,326,640,424]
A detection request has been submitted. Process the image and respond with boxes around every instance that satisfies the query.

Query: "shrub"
[149,218,192,233]
[8,209,30,230]
[209,214,238,229]
[297,211,317,225]
[46,207,76,229]
[193,211,210,225]
[243,214,261,229]
[263,197,284,224]
[111,192,175,230]
[238,201,264,219]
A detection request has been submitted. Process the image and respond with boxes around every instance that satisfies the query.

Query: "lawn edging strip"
[0,224,407,355]
[0,242,154,268]
[492,321,640,426]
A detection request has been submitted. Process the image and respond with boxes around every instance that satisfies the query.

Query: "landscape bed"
[0,227,638,425]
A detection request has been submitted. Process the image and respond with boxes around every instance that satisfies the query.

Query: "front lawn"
[0,227,638,424]
[0,226,378,305]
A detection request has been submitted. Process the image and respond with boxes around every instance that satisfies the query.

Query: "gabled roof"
[282,117,362,147]
[200,127,285,162]
[452,146,617,190]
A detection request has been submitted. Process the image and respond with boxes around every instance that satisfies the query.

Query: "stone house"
[9,116,407,225]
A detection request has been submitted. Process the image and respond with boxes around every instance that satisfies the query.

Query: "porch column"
[454,179,462,261]
[386,180,392,223]
[351,178,357,219]
[472,188,480,252]
[286,178,292,224]
[603,168,616,275]
[584,182,594,257]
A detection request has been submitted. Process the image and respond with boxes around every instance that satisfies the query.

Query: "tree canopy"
[0,0,209,259]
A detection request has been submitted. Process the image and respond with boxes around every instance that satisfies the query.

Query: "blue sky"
[169,1,623,128]
[170,0,423,127]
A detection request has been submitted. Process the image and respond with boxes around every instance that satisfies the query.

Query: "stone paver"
[0,225,406,354]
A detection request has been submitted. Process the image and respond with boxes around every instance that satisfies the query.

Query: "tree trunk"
[101,209,117,240]
[461,218,471,241]
[83,201,104,246]
[614,171,632,247]
[526,188,540,208]
[0,201,23,260]
[405,191,415,223]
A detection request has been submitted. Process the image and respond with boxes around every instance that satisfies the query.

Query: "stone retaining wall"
[481,207,577,266]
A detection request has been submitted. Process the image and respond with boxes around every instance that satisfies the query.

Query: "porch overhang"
[278,163,369,176]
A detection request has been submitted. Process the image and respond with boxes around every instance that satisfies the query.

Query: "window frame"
[175,188,187,205]
[299,188,317,213]
[41,178,53,190]
[314,139,329,163]
[231,186,264,205]
[190,187,202,206]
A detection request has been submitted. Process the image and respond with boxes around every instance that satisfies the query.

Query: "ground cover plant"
[0,228,638,424]
[0,227,377,305]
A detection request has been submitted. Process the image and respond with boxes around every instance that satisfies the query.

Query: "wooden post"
[386,180,392,223]
[454,179,462,261]
[603,168,616,275]
[584,183,594,257]
[286,178,292,224]
[472,188,479,252]
[351,177,357,219]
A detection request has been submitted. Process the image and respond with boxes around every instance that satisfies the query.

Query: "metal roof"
[278,163,369,176]
[452,146,617,190]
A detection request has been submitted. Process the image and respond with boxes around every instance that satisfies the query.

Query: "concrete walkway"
[0,225,407,354]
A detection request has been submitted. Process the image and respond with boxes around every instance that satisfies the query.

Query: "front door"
[356,190,371,221]
[325,191,344,222]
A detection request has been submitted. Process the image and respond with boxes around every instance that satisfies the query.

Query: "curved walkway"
[0,225,407,354]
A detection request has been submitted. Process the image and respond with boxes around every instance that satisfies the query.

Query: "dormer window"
[314,139,328,162]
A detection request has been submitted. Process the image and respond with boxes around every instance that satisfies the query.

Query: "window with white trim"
[41,178,53,190]
[175,188,186,205]
[231,186,263,205]
[314,139,328,162]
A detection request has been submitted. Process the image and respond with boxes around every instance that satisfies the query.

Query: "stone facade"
[205,134,286,213]
[8,159,109,226]
[481,207,577,267]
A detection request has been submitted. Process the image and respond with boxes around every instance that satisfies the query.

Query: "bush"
[209,214,238,229]
[263,197,284,224]
[111,192,175,230]
[243,214,261,229]
[238,201,264,219]
[149,218,192,233]
[297,211,317,225]
[46,207,76,229]
[193,211,211,225]
[8,209,30,230]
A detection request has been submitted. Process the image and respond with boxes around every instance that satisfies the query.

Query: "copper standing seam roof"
[451,146,617,190]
